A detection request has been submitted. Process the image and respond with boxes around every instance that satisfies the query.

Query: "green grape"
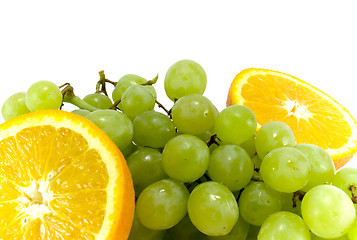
[86,109,133,150]
[255,121,295,159]
[121,85,155,119]
[257,211,310,240]
[127,147,168,197]
[251,154,262,169]
[133,111,175,148]
[112,74,156,102]
[238,182,282,226]
[136,179,189,230]
[281,192,302,216]
[161,134,210,183]
[332,167,357,199]
[348,218,357,240]
[214,105,257,145]
[25,80,62,111]
[163,215,207,240]
[164,59,207,101]
[187,181,239,236]
[71,109,91,117]
[295,143,335,191]
[83,93,112,109]
[246,224,260,240]
[171,94,215,135]
[129,211,166,240]
[240,133,256,157]
[207,215,250,240]
[311,232,348,240]
[260,147,311,193]
[301,185,355,238]
[207,145,254,191]
[2,92,31,120]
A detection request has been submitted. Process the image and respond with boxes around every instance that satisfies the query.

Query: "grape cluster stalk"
[3,59,357,240]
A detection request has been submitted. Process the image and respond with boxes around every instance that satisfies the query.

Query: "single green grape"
[133,111,175,148]
[260,147,311,193]
[83,93,112,109]
[207,215,250,240]
[71,109,91,117]
[25,80,62,111]
[295,143,335,191]
[255,121,295,159]
[239,182,282,226]
[127,147,168,197]
[161,134,210,183]
[112,74,156,102]
[171,94,215,135]
[2,92,31,120]
[207,145,254,191]
[121,85,155,119]
[128,211,166,240]
[163,215,207,240]
[136,179,189,230]
[240,133,256,157]
[164,59,207,101]
[214,105,257,145]
[257,211,310,240]
[332,167,357,199]
[187,181,239,236]
[86,109,133,150]
[301,185,356,239]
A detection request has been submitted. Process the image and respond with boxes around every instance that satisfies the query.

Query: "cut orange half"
[0,110,135,239]
[227,68,357,169]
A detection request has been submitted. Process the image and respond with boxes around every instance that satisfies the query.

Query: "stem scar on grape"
[349,185,357,203]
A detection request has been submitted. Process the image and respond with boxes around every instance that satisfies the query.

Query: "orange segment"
[0,110,134,239]
[227,68,357,169]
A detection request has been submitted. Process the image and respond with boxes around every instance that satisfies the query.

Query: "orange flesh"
[241,74,351,150]
[0,125,109,239]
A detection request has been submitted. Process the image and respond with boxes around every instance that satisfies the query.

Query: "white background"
[0,1,356,167]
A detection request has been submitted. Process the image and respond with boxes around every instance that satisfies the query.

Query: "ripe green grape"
[71,109,91,117]
[240,133,256,157]
[2,92,31,120]
[164,59,207,101]
[301,185,356,239]
[295,143,335,191]
[112,74,156,102]
[128,211,166,240]
[25,80,62,111]
[163,215,207,240]
[161,134,210,183]
[260,147,311,193]
[187,181,239,236]
[136,179,189,230]
[86,109,133,150]
[83,93,112,109]
[207,145,254,191]
[239,182,282,226]
[171,94,215,135]
[257,211,310,240]
[121,85,155,119]
[332,167,357,199]
[133,111,175,148]
[207,215,250,240]
[127,147,168,197]
[255,121,295,159]
[214,105,257,145]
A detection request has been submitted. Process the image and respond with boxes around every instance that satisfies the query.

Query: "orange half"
[227,68,357,169]
[0,110,134,239]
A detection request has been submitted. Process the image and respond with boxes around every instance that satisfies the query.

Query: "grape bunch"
[3,60,357,240]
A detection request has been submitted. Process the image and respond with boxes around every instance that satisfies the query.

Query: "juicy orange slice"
[0,110,134,239]
[227,68,357,169]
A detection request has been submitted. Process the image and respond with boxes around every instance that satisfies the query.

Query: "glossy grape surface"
[2,92,30,120]
[25,80,62,111]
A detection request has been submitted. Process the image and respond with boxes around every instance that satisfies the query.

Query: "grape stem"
[155,100,171,116]
[61,84,99,112]
[96,70,117,96]
[207,134,220,147]
[251,174,263,182]
[349,185,357,203]
[292,190,306,208]
[141,74,159,86]
[110,99,121,110]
